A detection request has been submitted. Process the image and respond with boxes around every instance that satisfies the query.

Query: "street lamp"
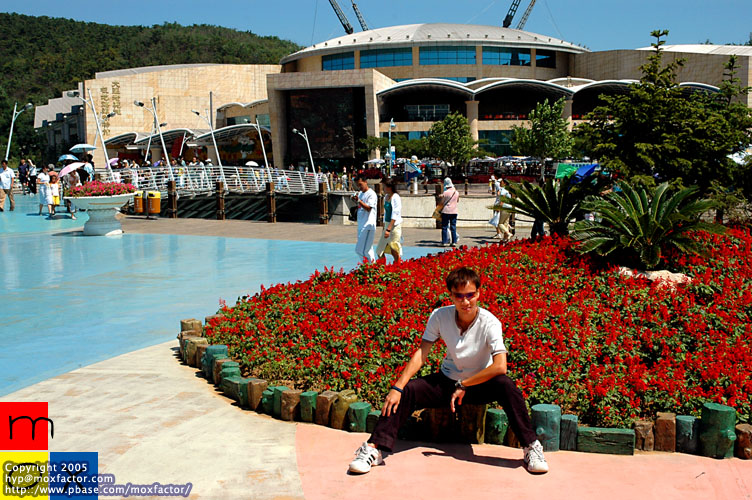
[68,90,116,179]
[4,102,33,161]
[292,128,315,174]
[134,98,173,180]
[142,121,168,165]
[191,108,225,186]
[250,118,271,181]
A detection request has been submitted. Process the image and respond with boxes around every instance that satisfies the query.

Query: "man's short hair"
[446,267,481,291]
[354,174,367,183]
[1,160,7,165]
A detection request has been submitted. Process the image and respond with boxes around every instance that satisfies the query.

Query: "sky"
[2,0,751,51]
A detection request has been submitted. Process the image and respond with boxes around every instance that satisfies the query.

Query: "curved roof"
[104,132,146,147]
[281,23,587,64]
[216,99,268,111]
[678,82,720,92]
[193,124,271,146]
[134,128,204,146]
[637,44,752,57]
[475,78,574,96]
[377,78,474,97]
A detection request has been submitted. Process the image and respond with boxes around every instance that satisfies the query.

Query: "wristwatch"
[455,379,466,390]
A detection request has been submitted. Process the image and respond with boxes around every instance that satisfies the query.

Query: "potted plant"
[67,181,137,236]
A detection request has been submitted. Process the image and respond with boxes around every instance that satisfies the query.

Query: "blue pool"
[0,197,433,395]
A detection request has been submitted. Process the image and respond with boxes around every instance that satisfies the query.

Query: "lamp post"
[252,118,271,181]
[134,98,173,181]
[292,128,315,174]
[68,90,116,179]
[143,119,168,165]
[192,108,225,186]
[387,118,396,177]
[5,102,33,161]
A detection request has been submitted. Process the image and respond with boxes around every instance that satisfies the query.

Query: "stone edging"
[177,318,751,459]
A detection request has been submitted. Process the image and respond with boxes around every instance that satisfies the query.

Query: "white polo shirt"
[422,306,507,380]
[357,188,377,229]
[0,168,15,190]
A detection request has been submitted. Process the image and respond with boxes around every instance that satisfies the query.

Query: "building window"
[404,104,451,121]
[322,52,355,71]
[440,77,476,83]
[256,114,271,128]
[419,46,476,65]
[360,48,412,68]
[536,49,556,68]
[482,46,531,66]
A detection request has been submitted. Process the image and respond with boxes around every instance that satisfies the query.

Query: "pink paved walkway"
[296,423,752,500]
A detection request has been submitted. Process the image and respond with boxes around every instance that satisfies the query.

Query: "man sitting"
[349,267,548,475]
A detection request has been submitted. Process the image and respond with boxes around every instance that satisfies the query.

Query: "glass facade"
[404,104,451,121]
[440,77,476,83]
[482,46,531,66]
[536,49,556,68]
[360,48,412,68]
[322,52,355,71]
[479,130,514,156]
[419,46,476,65]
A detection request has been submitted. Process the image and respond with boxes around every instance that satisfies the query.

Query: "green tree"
[510,97,573,163]
[575,30,752,198]
[571,182,724,269]
[427,112,475,170]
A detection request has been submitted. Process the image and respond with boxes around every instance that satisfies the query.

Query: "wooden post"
[434,184,442,229]
[266,181,276,223]
[216,181,225,220]
[374,182,383,227]
[485,408,509,445]
[318,181,328,225]
[676,415,700,454]
[699,402,737,458]
[560,414,578,451]
[465,179,469,195]
[531,404,561,451]
[167,180,177,219]
[347,402,372,433]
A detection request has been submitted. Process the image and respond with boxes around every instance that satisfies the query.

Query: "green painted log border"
[178,319,749,459]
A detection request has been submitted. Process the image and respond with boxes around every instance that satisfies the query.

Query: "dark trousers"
[531,218,545,240]
[28,176,37,194]
[370,372,537,451]
[441,213,458,245]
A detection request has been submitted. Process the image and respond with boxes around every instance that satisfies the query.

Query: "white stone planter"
[70,193,135,236]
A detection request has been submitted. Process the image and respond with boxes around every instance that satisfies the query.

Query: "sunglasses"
[451,291,478,300]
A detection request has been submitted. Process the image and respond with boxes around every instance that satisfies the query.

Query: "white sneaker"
[348,442,383,474]
[523,440,549,474]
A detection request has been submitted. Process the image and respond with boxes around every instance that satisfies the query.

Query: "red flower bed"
[67,181,136,197]
[205,229,752,427]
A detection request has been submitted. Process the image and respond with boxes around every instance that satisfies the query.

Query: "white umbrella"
[245,161,259,167]
[70,143,97,153]
[59,162,87,177]
[108,157,120,166]
[58,154,79,162]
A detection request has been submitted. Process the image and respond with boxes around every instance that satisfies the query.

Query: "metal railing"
[105,165,324,195]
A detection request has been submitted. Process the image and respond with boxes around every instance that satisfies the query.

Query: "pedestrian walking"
[37,165,54,216]
[0,160,16,211]
[351,174,377,263]
[18,159,29,194]
[438,178,460,247]
[495,178,513,242]
[27,159,37,195]
[348,267,549,475]
[375,178,402,263]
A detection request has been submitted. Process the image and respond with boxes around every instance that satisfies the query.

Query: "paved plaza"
[1,199,750,499]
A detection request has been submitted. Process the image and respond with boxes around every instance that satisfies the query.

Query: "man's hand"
[450,388,465,413]
[382,388,402,417]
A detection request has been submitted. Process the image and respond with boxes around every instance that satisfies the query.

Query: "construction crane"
[516,0,536,30]
[328,0,354,35]
[502,0,522,28]
[351,1,369,31]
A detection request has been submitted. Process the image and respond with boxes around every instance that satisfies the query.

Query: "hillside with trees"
[0,12,301,162]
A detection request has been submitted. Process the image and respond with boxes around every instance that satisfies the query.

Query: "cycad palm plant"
[498,179,579,236]
[571,182,724,269]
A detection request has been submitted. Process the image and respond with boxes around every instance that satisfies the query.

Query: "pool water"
[0,196,432,395]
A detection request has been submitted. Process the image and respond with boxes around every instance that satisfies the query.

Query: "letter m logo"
[0,402,52,450]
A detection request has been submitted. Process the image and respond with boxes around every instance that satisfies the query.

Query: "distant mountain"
[0,12,301,161]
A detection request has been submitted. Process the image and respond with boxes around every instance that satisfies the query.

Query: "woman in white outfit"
[37,164,54,216]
